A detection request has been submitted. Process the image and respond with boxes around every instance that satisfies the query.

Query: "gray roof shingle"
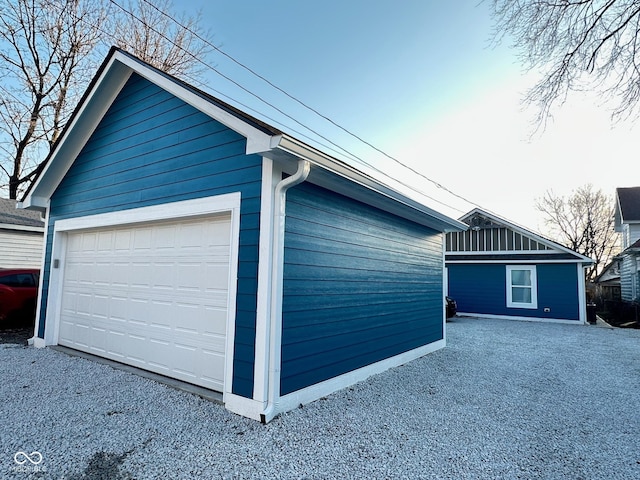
[0,198,44,228]
[617,187,640,222]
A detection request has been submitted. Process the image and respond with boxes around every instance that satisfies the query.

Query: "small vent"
[468,214,501,231]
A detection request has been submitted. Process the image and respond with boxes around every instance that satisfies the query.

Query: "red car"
[0,268,39,326]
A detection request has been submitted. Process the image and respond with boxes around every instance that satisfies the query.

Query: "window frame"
[506,265,538,309]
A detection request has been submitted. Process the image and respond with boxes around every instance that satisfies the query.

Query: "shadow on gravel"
[67,451,132,480]
[0,326,32,345]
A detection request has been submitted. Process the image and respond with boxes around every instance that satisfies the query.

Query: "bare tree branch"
[535,184,619,281]
[489,0,640,126]
[0,0,214,199]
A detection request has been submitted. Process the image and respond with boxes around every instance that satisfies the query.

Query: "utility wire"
[38,0,471,214]
[29,0,465,214]
[107,0,362,165]
[105,0,468,213]
[139,0,481,209]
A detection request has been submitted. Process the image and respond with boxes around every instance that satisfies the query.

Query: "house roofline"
[270,135,467,232]
[456,207,594,264]
[0,223,44,233]
[21,47,465,233]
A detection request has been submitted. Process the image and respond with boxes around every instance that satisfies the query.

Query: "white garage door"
[57,213,232,392]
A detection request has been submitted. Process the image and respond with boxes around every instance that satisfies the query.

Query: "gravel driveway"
[2,317,639,479]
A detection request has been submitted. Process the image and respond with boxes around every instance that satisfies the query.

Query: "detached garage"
[21,48,465,422]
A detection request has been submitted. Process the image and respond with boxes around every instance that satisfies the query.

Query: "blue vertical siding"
[38,73,261,398]
[447,263,580,320]
[280,182,444,396]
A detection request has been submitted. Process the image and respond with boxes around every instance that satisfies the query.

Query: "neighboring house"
[20,48,466,422]
[445,208,593,324]
[0,198,44,269]
[614,187,640,302]
[593,259,621,302]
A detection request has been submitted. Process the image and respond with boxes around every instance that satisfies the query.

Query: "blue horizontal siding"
[280,182,444,395]
[38,73,261,398]
[447,263,580,320]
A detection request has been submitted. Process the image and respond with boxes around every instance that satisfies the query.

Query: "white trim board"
[506,265,538,310]
[455,312,585,325]
[266,339,446,422]
[445,259,588,265]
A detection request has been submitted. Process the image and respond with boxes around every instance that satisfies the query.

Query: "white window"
[506,265,537,309]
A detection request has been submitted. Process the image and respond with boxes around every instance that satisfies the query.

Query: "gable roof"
[0,198,44,232]
[593,258,620,284]
[615,187,640,230]
[20,47,465,234]
[446,207,593,264]
[622,238,640,253]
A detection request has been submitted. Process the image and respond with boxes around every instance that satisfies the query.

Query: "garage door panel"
[57,214,231,391]
[81,232,97,251]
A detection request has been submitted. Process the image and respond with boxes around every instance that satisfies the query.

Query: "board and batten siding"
[0,230,43,268]
[447,263,580,320]
[446,226,551,253]
[38,73,262,398]
[280,182,444,396]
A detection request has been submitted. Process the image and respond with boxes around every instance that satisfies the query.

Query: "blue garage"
[21,48,465,422]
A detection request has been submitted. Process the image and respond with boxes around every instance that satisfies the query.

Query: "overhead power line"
[41,0,483,214]
[105,0,470,214]
[137,0,482,210]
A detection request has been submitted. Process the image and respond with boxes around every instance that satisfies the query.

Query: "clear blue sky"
[184,0,633,232]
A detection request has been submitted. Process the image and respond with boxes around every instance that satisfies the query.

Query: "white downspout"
[261,159,310,423]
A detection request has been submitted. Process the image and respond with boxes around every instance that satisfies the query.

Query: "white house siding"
[628,224,640,248]
[0,229,43,269]
[620,255,639,302]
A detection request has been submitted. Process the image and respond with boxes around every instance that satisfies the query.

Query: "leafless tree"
[0,0,212,199]
[110,0,210,78]
[489,0,640,126]
[536,184,619,281]
[0,0,105,199]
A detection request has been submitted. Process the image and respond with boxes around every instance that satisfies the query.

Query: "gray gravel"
[2,316,639,479]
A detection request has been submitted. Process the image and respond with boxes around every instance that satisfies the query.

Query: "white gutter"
[270,135,467,233]
[261,159,311,423]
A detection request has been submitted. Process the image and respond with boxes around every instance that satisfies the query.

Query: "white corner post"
[260,159,310,423]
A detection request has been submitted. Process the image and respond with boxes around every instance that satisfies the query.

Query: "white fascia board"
[445,259,589,265]
[23,51,276,208]
[271,135,467,233]
[18,197,49,212]
[458,208,593,264]
[614,196,623,232]
[113,52,274,156]
[0,223,44,233]
[24,58,132,207]
[446,249,566,256]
